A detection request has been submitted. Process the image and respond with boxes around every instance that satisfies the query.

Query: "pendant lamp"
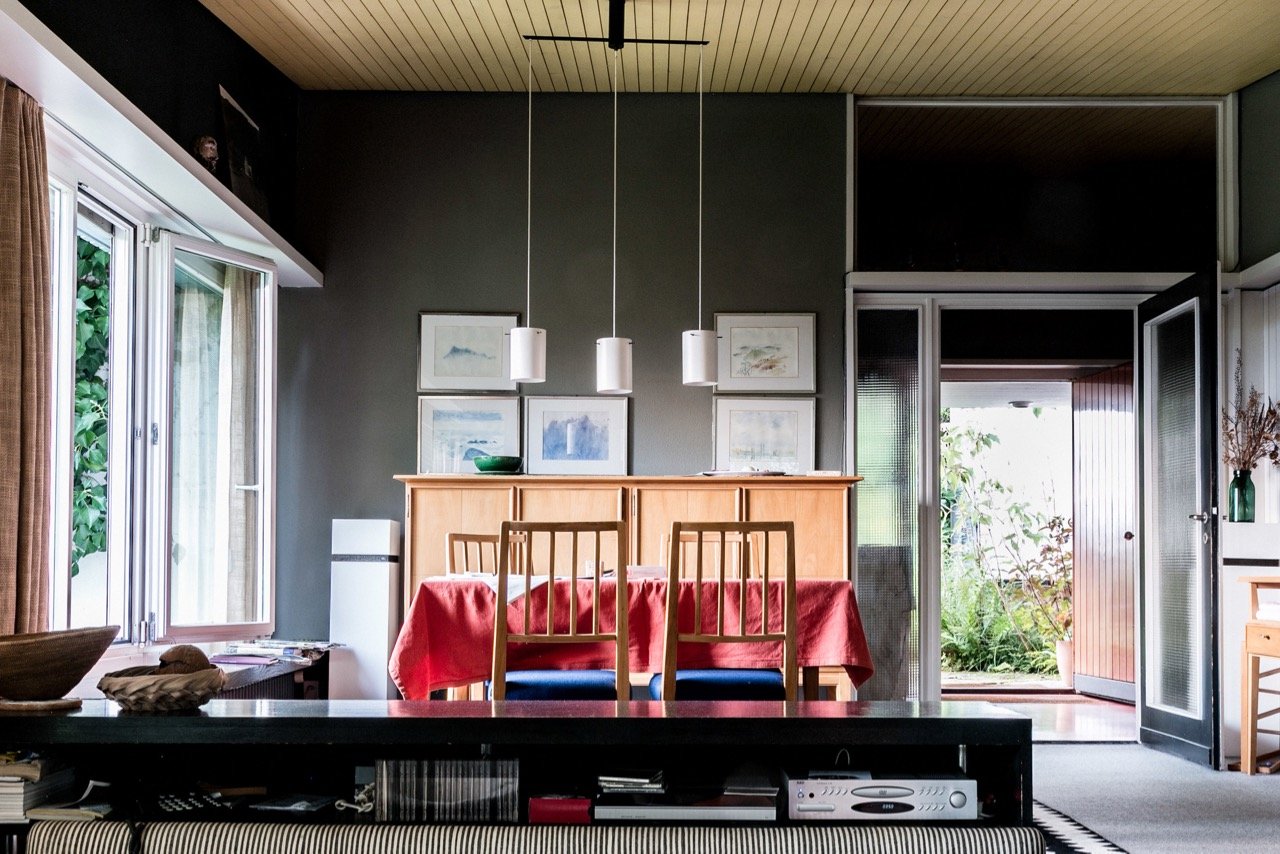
[682,47,716,386]
[597,49,633,395]
[511,47,546,383]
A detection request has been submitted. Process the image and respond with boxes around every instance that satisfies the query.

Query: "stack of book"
[594,766,778,822]
[0,755,77,823]
[374,758,517,823]
[597,769,665,795]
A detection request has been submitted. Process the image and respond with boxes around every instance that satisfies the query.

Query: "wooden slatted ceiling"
[198,0,1280,94]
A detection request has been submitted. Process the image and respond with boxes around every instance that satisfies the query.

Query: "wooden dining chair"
[651,521,798,701]
[490,520,629,701]
[445,532,501,574]
[658,529,765,578]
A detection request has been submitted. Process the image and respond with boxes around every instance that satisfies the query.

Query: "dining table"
[388,575,874,700]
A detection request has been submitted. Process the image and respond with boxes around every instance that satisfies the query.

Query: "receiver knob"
[949,791,967,809]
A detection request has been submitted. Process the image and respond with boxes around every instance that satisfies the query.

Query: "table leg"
[1243,648,1260,774]
[802,666,820,701]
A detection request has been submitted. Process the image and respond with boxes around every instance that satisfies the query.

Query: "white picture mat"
[417,396,520,473]
[525,396,629,475]
[713,397,815,474]
[715,312,816,392]
[418,313,518,391]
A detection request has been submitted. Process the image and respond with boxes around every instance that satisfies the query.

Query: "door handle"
[1188,513,1209,522]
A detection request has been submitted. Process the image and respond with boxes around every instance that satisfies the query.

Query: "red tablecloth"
[389,577,873,699]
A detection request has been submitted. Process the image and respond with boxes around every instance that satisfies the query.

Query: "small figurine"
[194,135,219,173]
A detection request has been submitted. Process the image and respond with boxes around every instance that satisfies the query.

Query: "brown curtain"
[0,79,52,635]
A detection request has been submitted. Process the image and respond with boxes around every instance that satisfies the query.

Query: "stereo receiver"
[784,770,978,820]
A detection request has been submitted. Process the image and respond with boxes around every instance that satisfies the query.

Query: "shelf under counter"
[3,699,1031,826]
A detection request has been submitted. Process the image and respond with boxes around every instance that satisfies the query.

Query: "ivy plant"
[71,238,110,578]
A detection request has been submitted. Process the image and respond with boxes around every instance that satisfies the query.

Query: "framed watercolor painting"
[714,312,815,392]
[418,312,518,392]
[713,397,815,474]
[417,396,520,474]
[525,397,628,475]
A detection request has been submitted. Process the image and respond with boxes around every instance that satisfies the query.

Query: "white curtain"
[170,275,221,625]
[224,265,259,623]
[170,259,259,626]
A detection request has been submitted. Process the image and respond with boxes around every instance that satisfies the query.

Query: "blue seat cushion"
[498,670,619,700]
[648,669,785,700]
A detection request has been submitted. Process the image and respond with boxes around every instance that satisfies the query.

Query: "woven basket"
[97,665,226,712]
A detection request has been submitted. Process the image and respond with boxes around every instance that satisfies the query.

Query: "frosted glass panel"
[855,309,920,700]
[1146,305,1200,716]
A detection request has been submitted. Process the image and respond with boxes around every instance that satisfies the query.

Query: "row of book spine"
[373,759,518,823]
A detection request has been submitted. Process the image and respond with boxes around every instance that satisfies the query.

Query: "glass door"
[1137,269,1220,766]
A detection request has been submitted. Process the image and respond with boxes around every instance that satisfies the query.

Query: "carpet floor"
[1035,743,1280,853]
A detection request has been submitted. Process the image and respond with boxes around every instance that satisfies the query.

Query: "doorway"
[851,295,1141,741]
[935,307,1138,742]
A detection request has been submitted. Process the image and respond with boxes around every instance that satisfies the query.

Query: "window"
[47,136,276,644]
[152,236,276,639]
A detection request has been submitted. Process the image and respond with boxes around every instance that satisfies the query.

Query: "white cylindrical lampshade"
[510,326,546,383]
[596,336,633,394]
[682,329,717,386]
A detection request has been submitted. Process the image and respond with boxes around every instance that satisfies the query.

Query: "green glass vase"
[1229,469,1255,523]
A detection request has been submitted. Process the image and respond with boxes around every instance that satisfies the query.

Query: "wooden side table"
[1240,576,1280,774]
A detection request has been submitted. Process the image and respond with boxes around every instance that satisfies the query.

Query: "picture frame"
[713,397,815,475]
[525,396,629,476]
[417,396,520,474]
[714,312,816,392]
[418,312,519,392]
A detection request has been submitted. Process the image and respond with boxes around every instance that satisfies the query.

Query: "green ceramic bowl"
[473,455,522,473]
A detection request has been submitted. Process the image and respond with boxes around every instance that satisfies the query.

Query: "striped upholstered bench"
[27,820,1044,853]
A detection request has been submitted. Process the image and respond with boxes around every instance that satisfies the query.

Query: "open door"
[1137,269,1220,766]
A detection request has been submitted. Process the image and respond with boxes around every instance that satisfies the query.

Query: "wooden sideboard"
[395,475,860,610]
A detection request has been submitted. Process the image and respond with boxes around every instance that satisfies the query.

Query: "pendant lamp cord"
[611,49,619,339]
[525,45,533,326]
[697,46,704,330]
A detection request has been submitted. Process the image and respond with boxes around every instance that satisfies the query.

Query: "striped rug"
[1035,801,1127,853]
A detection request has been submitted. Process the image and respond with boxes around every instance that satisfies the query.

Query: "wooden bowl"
[0,625,119,701]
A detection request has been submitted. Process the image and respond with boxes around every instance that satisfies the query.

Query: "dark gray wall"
[19,0,300,236]
[1241,70,1280,269]
[279,93,846,639]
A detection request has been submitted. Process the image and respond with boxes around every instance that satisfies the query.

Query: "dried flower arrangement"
[1222,350,1280,472]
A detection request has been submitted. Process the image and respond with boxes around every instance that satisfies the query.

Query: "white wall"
[1218,285,1280,765]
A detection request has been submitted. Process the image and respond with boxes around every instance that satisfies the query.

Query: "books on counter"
[218,639,339,664]
[593,789,778,822]
[25,802,112,822]
[0,768,78,823]
[208,653,282,665]
[374,758,518,823]
[594,764,778,822]
[0,752,58,783]
[596,768,665,794]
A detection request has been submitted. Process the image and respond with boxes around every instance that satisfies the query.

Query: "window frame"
[46,123,278,644]
[149,232,278,643]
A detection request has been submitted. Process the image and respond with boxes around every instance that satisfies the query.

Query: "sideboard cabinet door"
[631,486,740,566]
[742,485,850,579]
